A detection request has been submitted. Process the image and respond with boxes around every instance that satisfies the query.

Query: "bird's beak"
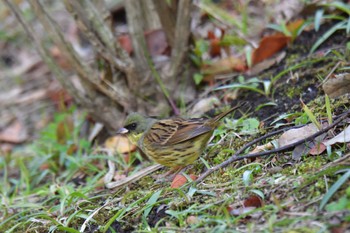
[116,127,129,134]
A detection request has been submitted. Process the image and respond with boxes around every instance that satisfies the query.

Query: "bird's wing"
[145,118,213,145]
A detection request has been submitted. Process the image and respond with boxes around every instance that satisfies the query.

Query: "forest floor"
[0,1,350,233]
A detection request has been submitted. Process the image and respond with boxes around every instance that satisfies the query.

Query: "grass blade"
[319,169,350,210]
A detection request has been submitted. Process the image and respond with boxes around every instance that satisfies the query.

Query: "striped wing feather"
[145,118,213,145]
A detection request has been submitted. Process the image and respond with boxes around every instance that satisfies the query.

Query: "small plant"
[215,75,272,98]
[310,1,350,53]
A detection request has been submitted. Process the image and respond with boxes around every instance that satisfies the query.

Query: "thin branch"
[153,0,176,47]
[106,164,164,189]
[124,0,149,71]
[167,0,192,80]
[196,108,350,183]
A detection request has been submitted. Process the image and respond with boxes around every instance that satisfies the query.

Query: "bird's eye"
[126,123,137,131]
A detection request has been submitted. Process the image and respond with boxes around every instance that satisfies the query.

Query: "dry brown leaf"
[322,73,350,98]
[286,19,305,36]
[252,34,291,65]
[145,29,169,56]
[171,174,197,188]
[248,51,286,75]
[117,29,169,56]
[323,125,350,146]
[292,143,311,160]
[251,142,274,153]
[50,46,73,70]
[104,135,136,154]
[309,143,326,155]
[208,30,225,57]
[186,215,199,225]
[0,143,13,154]
[0,121,28,143]
[117,35,133,54]
[189,97,220,117]
[48,87,72,109]
[278,123,318,147]
[201,56,247,76]
[243,195,264,208]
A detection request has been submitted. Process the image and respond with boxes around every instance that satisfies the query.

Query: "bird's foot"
[153,166,185,183]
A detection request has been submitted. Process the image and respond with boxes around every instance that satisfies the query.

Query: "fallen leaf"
[171,174,197,188]
[117,29,169,56]
[251,142,274,153]
[292,143,312,160]
[0,121,28,143]
[50,46,73,70]
[145,29,169,56]
[243,195,264,208]
[186,215,199,225]
[330,225,349,233]
[48,87,72,110]
[117,35,133,54]
[201,56,247,76]
[0,143,13,154]
[309,143,326,155]
[247,51,286,75]
[278,123,318,147]
[189,96,220,117]
[208,30,224,57]
[252,34,291,65]
[104,135,136,154]
[40,163,50,171]
[323,125,350,146]
[209,37,221,57]
[286,19,305,38]
[322,73,350,98]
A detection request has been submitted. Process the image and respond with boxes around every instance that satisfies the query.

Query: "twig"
[152,0,176,47]
[167,0,192,79]
[105,164,164,189]
[319,153,350,172]
[196,109,350,184]
[124,0,149,71]
[147,56,180,115]
[317,61,341,88]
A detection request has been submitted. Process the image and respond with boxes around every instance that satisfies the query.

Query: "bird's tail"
[213,101,247,123]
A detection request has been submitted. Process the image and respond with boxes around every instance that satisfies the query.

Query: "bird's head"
[117,112,153,144]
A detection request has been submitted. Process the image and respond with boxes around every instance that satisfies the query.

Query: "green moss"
[286,87,299,99]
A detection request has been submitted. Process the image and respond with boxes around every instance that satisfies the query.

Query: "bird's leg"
[153,166,185,183]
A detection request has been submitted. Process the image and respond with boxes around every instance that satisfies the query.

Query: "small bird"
[117,103,243,168]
